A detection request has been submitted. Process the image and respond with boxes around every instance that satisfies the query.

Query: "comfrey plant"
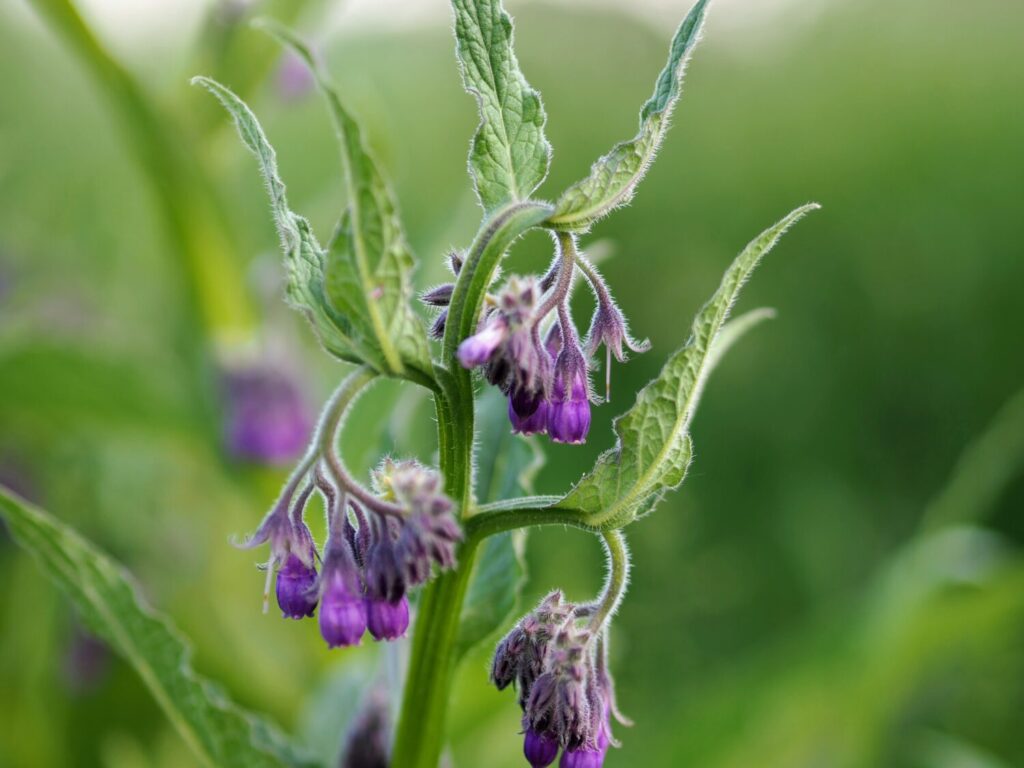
[187,1,816,766]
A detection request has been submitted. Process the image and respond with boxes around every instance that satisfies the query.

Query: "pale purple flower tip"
[366,595,410,641]
[559,746,604,768]
[509,397,548,436]
[276,51,315,101]
[524,728,559,768]
[276,553,318,619]
[223,365,312,465]
[319,572,367,648]
[458,320,507,368]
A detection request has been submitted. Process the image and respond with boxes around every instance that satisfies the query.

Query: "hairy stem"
[316,366,406,518]
[588,530,630,636]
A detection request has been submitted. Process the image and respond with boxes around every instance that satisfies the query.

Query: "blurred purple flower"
[221,364,312,465]
[276,51,315,102]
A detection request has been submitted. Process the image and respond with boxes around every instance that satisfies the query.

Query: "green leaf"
[255,22,432,380]
[547,0,710,231]
[454,389,541,657]
[192,75,429,381]
[0,488,318,768]
[556,204,819,527]
[451,0,551,212]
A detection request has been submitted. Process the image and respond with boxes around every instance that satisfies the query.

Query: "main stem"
[390,372,476,768]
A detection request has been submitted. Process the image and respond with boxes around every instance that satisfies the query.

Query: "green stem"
[392,202,551,768]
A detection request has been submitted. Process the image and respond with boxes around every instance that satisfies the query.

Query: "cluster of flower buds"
[239,458,460,649]
[491,592,627,768]
[426,235,647,444]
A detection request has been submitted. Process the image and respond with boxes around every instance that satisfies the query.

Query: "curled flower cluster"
[423,235,648,444]
[492,592,628,768]
[239,458,460,649]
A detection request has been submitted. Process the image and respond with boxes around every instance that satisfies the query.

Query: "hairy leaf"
[257,22,432,379]
[192,75,428,380]
[557,204,819,527]
[451,0,551,211]
[548,0,710,231]
[0,489,317,768]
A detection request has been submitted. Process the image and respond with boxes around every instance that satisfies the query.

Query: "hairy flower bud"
[366,594,410,641]
[458,314,508,367]
[524,728,560,768]
[548,346,591,445]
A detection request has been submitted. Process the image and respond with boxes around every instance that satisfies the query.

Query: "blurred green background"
[1,0,1022,766]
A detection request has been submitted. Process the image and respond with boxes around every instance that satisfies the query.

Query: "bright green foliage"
[0,489,316,768]
[257,22,432,379]
[556,204,819,527]
[192,75,430,381]
[451,0,551,212]
[547,0,710,231]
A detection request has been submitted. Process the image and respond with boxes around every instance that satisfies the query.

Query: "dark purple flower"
[365,524,406,603]
[547,348,591,445]
[276,552,318,619]
[509,397,548,435]
[524,728,560,768]
[366,595,410,641]
[341,689,391,768]
[222,364,312,465]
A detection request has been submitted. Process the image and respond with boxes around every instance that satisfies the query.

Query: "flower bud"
[276,553,318,619]
[524,728,560,768]
[366,595,410,641]
[548,348,591,445]
[421,283,455,306]
[318,536,367,648]
[319,571,367,648]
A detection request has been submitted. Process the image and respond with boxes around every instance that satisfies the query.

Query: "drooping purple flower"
[318,534,367,648]
[524,728,560,768]
[366,594,410,641]
[547,346,591,445]
[276,552,318,619]
[221,363,312,465]
[235,493,319,617]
